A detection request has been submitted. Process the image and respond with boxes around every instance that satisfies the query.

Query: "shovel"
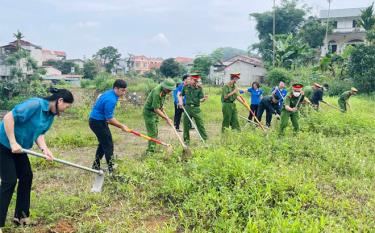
[239,115,260,127]
[181,106,205,144]
[162,110,192,158]
[22,149,105,193]
[237,96,266,132]
[126,129,172,147]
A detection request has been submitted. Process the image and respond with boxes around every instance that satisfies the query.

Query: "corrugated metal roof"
[319,8,364,19]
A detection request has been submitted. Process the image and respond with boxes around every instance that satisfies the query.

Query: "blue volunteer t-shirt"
[90,90,119,121]
[247,88,263,105]
[173,83,186,104]
[272,87,288,107]
[0,98,55,149]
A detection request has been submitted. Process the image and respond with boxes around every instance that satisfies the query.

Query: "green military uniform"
[143,85,166,153]
[279,94,305,135]
[221,84,240,132]
[181,84,208,143]
[338,91,351,112]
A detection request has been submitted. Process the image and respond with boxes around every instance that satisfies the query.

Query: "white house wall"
[223,61,266,87]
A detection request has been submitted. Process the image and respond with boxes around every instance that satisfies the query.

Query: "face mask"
[293,91,301,97]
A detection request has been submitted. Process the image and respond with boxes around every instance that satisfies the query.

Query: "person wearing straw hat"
[0,88,74,230]
[221,73,241,132]
[279,83,310,136]
[338,87,358,113]
[178,73,208,144]
[143,78,175,153]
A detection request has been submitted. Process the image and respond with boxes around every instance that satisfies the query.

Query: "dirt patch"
[143,215,170,232]
[48,220,76,233]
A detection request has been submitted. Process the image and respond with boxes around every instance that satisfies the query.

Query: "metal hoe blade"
[91,172,105,193]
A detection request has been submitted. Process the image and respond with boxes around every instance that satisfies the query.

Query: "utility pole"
[272,0,276,67]
[324,0,332,55]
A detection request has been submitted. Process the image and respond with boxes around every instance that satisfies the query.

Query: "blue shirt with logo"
[272,87,288,107]
[0,98,55,150]
[90,90,119,121]
[247,88,263,105]
[173,83,185,104]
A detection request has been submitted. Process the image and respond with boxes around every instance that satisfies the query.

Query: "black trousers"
[248,104,259,120]
[257,103,273,127]
[174,103,183,130]
[0,143,33,227]
[89,119,114,167]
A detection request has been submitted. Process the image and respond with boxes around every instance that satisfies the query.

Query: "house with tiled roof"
[208,55,266,86]
[42,49,66,62]
[127,55,164,74]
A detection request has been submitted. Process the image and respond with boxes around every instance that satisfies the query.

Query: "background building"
[209,55,266,86]
[319,8,366,56]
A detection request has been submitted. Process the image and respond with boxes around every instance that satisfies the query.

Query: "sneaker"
[13,217,34,226]
[176,128,182,132]
[92,161,100,170]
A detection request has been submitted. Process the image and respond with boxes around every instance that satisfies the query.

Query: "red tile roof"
[174,57,193,64]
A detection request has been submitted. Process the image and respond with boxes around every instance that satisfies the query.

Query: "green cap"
[161,78,176,90]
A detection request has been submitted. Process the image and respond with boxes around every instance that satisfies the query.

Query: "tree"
[358,3,375,44]
[266,68,292,86]
[210,47,249,62]
[272,33,314,69]
[250,0,306,64]
[45,60,80,74]
[191,55,213,82]
[348,44,375,93]
[358,3,375,31]
[13,30,24,51]
[0,32,46,104]
[83,59,101,79]
[94,46,121,73]
[298,16,329,48]
[160,58,186,78]
[144,68,164,82]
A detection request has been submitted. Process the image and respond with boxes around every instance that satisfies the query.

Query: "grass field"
[2,87,375,232]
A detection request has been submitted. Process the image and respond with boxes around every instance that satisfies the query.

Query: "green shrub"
[266,68,293,86]
[348,44,375,94]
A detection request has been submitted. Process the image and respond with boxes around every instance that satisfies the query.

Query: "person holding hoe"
[240,81,263,121]
[279,83,311,136]
[221,73,241,132]
[178,73,208,144]
[143,79,176,154]
[0,88,74,231]
[271,81,288,115]
[309,83,328,110]
[173,75,189,132]
[256,94,281,128]
[89,79,130,174]
[338,87,358,113]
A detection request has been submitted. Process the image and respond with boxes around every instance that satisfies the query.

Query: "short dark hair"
[113,79,127,89]
[252,81,260,88]
[44,88,74,103]
[272,94,280,101]
[182,74,189,81]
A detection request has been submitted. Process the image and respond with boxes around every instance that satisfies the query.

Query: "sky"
[0,0,373,59]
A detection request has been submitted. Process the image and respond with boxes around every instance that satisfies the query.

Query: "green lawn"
[3,87,375,232]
